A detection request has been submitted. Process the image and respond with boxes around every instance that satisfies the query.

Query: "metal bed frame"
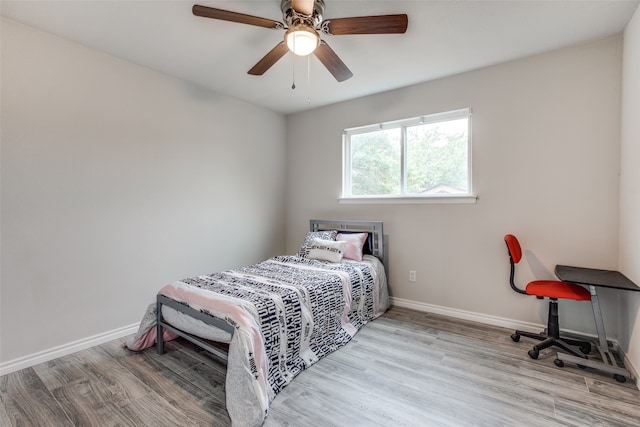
[156,295,235,361]
[156,219,385,362]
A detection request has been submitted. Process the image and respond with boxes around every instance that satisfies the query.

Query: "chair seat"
[525,280,591,301]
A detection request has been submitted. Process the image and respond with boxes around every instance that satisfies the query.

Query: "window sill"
[338,195,478,205]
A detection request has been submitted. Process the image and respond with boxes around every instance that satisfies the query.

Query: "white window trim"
[339,195,478,204]
[341,108,476,204]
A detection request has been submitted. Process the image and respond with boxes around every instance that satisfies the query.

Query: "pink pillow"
[336,233,368,262]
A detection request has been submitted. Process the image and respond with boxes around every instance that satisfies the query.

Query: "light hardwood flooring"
[2,306,640,426]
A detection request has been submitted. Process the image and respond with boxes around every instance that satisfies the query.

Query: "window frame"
[341,108,477,204]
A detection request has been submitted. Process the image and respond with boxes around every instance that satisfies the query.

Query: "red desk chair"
[504,234,592,361]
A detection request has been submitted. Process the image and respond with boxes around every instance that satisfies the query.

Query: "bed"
[127,219,388,427]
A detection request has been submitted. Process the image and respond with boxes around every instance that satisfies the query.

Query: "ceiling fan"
[193,0,408,82]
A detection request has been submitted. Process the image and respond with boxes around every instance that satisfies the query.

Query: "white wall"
[286,36,623,337]
[0,18,286,365]
[620,6,640,375]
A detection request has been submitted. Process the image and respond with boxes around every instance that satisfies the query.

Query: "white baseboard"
[390,296,612,342]
[0,323,139,377]
[391,296,546,332]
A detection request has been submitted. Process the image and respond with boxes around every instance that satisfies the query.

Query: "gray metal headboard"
[310,219,385,265]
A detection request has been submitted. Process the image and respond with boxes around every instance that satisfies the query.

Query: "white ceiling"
[2,0,638,115]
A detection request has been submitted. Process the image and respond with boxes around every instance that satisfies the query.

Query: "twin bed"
[127,220,389,426]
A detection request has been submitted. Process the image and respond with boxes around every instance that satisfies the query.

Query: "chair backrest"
[504,234,527,295]
[504,234,522,264]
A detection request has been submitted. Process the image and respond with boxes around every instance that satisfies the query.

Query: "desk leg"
[556,285,630,381]
[589,285,609,350]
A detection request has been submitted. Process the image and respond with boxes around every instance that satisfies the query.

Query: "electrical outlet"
[409,270,416,282]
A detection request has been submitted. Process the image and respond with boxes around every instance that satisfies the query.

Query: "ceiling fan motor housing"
[281,0,325,27]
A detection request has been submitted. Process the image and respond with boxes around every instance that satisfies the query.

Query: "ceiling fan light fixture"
[285,25,319,56]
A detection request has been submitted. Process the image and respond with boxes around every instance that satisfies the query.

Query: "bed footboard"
[156,294,235,363]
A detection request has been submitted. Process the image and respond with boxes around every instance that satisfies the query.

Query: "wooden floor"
[2,306,640,426]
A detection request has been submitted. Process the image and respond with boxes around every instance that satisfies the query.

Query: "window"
[342,108,474,203]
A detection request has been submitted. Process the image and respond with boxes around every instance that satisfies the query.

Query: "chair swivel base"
[511,329,591,360]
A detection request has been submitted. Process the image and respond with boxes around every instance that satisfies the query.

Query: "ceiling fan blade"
[313,40,353,82]
[193,5,283,29]
[322,14,408,35]
[248,42,290,76]
[292,0,315,16]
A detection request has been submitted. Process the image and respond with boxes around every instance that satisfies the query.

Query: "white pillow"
[307,238,347,263]
[297,230,338,257]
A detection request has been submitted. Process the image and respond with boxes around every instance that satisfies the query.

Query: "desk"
[555,265,640,382]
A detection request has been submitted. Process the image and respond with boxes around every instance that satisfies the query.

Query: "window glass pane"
[406,118,469,194]
[343,108,472,200]
[350,128,401,196]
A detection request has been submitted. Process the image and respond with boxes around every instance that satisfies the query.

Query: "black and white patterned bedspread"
[130,254,388,427]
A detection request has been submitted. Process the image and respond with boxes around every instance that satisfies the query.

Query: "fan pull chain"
[291,52,296,90]
[306,55,311,104]
[291,35,297,90]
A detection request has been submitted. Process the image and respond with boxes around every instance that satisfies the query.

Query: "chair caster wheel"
[511,334,520,342]
[580,344,592,354]
[613,374,627,383]
[528,349,539,359]
[554,359,564,368]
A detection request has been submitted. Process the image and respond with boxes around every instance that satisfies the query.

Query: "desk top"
[555,265,640,292]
